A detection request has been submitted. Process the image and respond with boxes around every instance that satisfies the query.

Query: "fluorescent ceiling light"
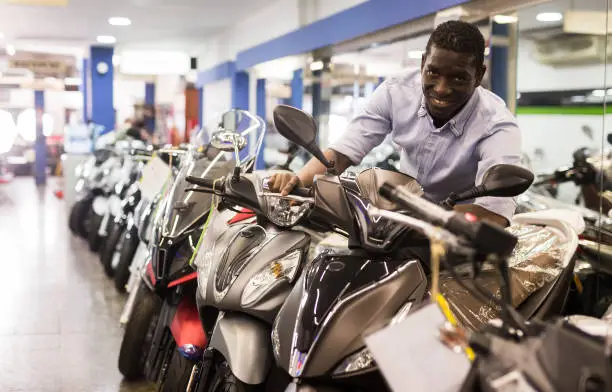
[310,61,324,71]
[592,89,605,97]
[407,50,423,59]
[493,14,518,24]
[536,12,563,22]
[96,35,116,44]
[108,17,131,26]
[6,44,15,56]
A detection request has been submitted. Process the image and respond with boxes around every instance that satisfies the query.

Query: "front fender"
[209,312,272,385]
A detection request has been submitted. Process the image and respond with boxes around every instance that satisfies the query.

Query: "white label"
[139,155,172,199]
[365,302,471,392]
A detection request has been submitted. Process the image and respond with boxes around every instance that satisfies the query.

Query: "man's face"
[421,44,485,124]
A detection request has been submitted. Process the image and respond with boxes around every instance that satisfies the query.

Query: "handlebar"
[379,182,517,258]
[186,175,216,190]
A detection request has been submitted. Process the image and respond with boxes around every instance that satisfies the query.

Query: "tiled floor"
[0,178,154,392]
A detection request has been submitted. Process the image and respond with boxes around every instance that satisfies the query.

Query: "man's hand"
[268,172,302,196]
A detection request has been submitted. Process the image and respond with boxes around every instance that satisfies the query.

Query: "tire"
[209,360,259,392]
[159,348,196,392]
[114,226,139,293]
[118,282,162,380]
[69,199,91,237]
[100,222,125,277]
[87,211,105,252]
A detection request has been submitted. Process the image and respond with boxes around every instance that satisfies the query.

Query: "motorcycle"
[361,182,609,392]
[117,109,265,391]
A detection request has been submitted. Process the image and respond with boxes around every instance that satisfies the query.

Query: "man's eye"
[426,70,438,76]
[454,76,468,83]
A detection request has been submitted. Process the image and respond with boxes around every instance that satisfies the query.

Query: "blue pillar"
[90,46,114,135]
[290,69,303,109]
[144,82,155,133]
[231,71,249,110]
[81,58,89,122]
[34,91,46,185]
[490,22,509,106]
[255,79,267,170]
[198,87,204,129]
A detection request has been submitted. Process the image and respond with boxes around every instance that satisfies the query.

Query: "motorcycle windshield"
[160,109,266,239]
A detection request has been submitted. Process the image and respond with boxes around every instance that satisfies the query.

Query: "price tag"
[365,301,471,392]
[139,155,172,199]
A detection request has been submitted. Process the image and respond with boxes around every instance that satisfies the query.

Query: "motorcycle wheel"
[209,361,259,392]
[87,211,105,252]
[118,282,162,380]
[69,199,92,237]
[100,222,125,277]
[159,348,196,392]
[114,226,139,293]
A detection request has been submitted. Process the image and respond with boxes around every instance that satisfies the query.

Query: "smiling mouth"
[430,97,454,108]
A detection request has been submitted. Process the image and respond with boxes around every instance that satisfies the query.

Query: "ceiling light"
[536,12,563,22]
[592,89,605,97]
[6,44,15,56]
[407,50,423,59]
[310,61,324,71]
[493,14,518,24]
[108,17,131,26]
[96,35,116,44]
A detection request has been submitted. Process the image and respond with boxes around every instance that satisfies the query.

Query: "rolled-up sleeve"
[473,118,524,222]
[328,80,392,165]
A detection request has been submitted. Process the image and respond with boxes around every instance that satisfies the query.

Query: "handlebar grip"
[291,187,313,197]
[186,176,215,189]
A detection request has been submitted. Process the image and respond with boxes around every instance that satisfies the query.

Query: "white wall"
[203,79,232,128]
[517,39,612,92]
[196,0,367,70]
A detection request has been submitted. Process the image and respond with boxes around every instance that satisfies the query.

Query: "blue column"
[90,46,115,135]
[144,82,155,133]
[231,71,250,110]
[34,91,46,185]
[290,69,303,109]
[81,58,89,122]
[255,79,267,170]
[198,87,204,129]
[490,22,509,106]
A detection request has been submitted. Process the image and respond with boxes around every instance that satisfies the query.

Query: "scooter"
[117,110,265,391]
[362,183,608,392]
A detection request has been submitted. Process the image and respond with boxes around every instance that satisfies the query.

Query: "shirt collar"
[418,89,480,137]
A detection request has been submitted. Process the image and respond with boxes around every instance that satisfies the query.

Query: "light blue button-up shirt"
[329,68,522,222]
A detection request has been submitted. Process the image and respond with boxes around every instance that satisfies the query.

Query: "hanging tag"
[139,154,172,199]
[365,300,472,392]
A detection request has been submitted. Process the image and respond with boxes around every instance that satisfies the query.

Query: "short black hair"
[425,20,485,67]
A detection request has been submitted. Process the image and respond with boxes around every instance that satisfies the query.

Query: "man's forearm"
[297,149,354,187]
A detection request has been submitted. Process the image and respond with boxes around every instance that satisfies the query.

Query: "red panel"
[228,208,256,225]
[168,272,197,288]
[170,297,207,349]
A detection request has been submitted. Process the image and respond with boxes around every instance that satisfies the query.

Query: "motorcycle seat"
[356,168,423,211]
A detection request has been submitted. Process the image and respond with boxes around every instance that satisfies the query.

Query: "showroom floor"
[0,178,154,391]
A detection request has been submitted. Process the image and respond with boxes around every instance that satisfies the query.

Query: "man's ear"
[475,64,486,86]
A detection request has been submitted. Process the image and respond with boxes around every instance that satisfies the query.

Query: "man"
[125,119,151,143]
[269,20,522,227]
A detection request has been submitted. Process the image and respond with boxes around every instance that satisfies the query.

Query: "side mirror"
[210,130,247,152]
[450,164,534,204]
[272,105,334,169]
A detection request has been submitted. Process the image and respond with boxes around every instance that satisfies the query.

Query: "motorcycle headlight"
[240,249,302,306]
[264,197,311,227]
[332,347,375,376]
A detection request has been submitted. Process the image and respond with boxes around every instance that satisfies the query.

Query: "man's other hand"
[268,172,302,196]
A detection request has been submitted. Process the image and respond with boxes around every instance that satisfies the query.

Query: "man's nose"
[434,79,452,96]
